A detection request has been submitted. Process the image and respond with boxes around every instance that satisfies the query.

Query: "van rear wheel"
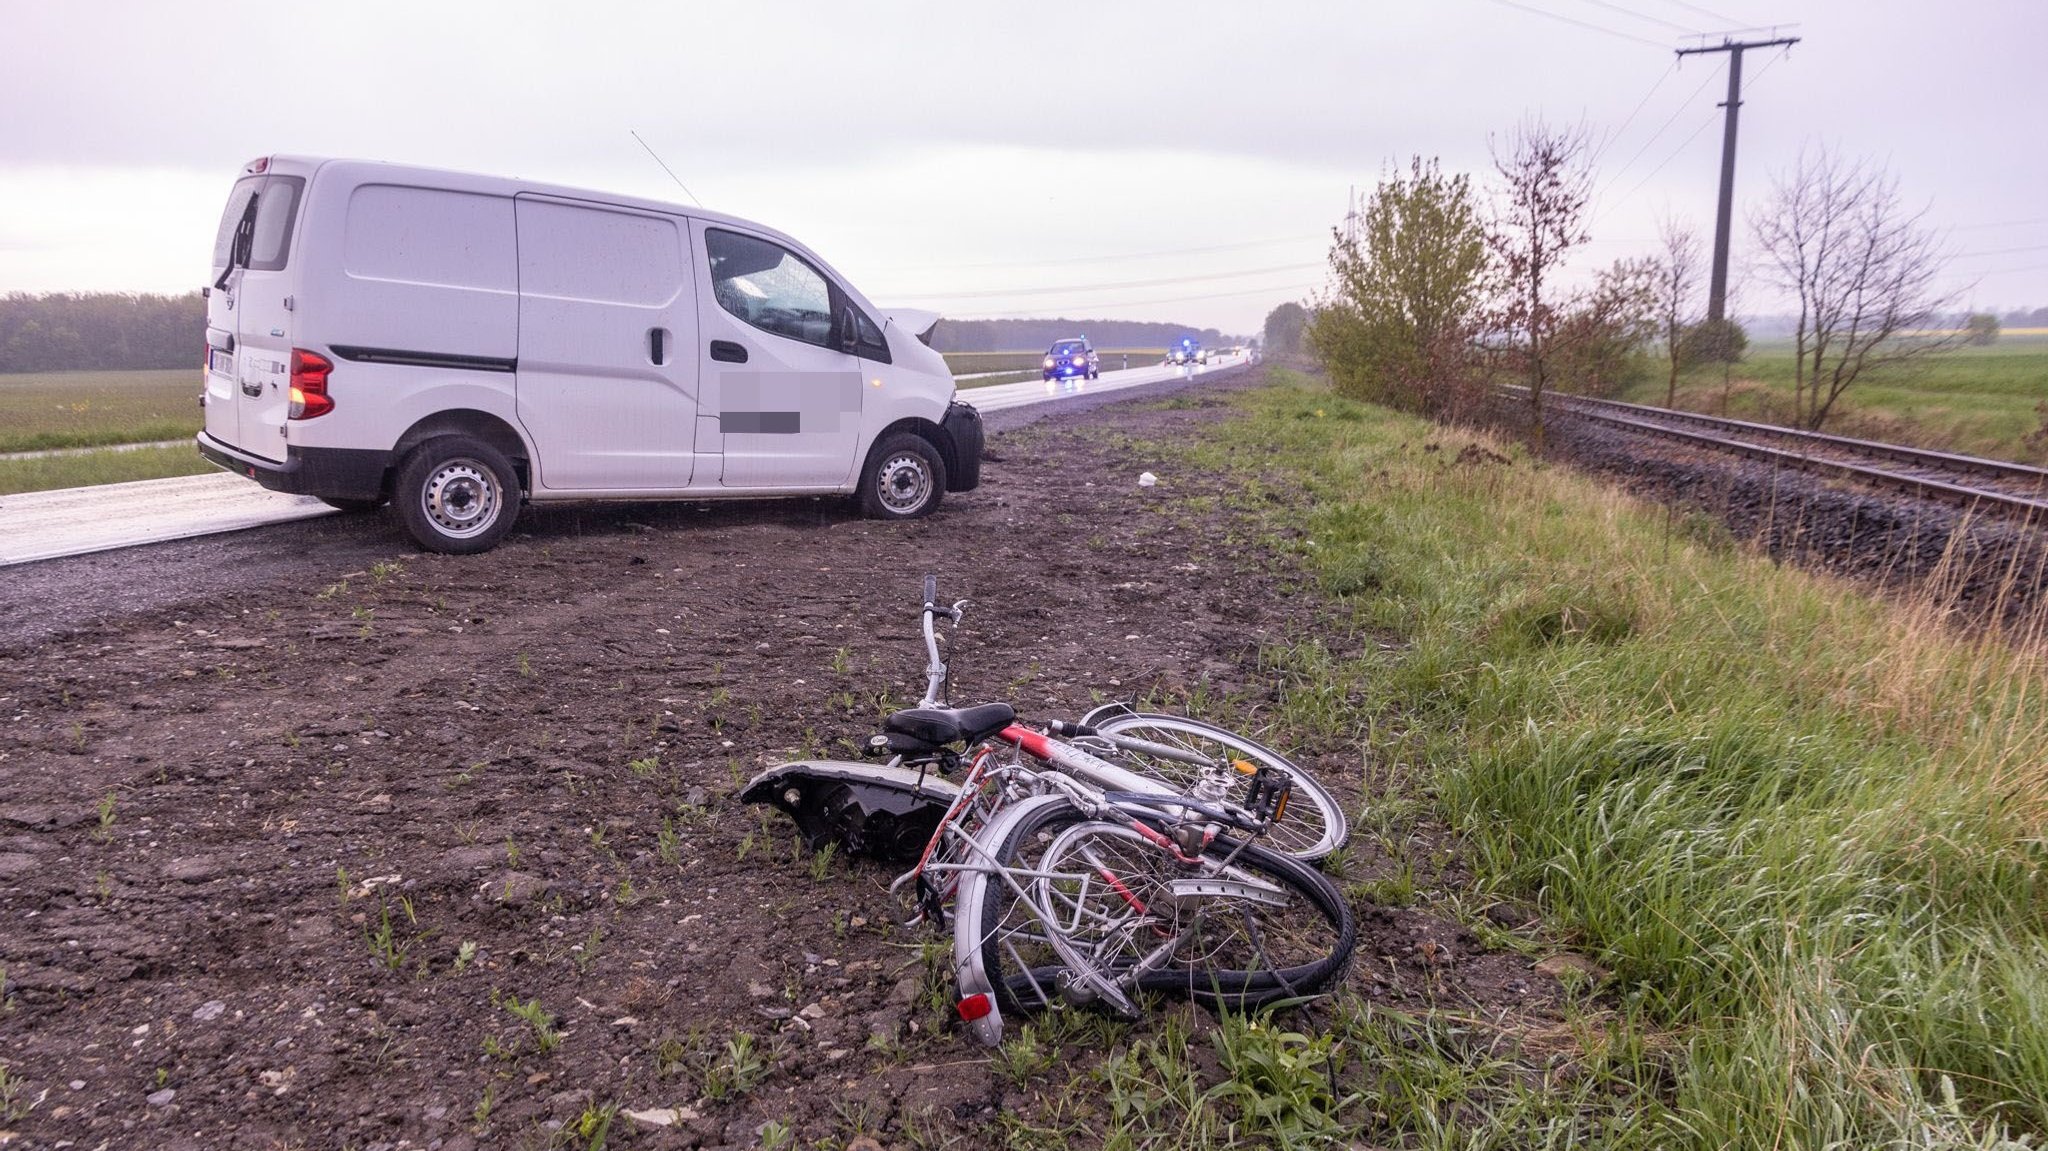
[393,436,520,555]
[858,433,947,520]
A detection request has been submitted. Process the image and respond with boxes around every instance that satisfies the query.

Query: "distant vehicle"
[1041,337,1100,382]
[197,155,982,554]
[1166,337,1203,366]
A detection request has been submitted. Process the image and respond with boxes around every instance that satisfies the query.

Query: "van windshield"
[211,175,306,273]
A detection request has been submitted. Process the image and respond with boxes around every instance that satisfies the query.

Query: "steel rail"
[1500,386,2048,521]
[1526,388,2048,488]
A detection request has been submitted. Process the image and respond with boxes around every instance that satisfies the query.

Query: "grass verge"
[0,369,202,452]
[1618,338,2048,463]
[0,444,214,495]
[1129,368,2045,1147]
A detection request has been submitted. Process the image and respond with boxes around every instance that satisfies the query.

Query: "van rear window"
[211,174,305,273]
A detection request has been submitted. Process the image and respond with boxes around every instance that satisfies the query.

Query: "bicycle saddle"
[881,703,1016,750]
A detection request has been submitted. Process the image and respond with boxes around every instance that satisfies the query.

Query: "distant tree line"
[929,318,1227,353]
[0,292,205,373]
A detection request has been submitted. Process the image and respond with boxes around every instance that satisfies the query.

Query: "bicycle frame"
[744,580,1267,865]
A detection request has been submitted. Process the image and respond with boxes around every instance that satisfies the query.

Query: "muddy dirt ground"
[0,369,1577,1150]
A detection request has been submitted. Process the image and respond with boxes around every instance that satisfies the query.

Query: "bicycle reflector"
[1231,758,1258,775]
[957,993,994,1021]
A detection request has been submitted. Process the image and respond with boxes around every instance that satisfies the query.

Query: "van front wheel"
[393,436,521,554]
[858,433,947,520]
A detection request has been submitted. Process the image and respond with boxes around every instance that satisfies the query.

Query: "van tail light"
[288,349,334,419]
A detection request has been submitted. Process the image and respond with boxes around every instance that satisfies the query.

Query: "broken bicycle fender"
[740,760,960,864]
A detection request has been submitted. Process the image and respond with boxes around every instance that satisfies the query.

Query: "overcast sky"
[2,0,2043,334]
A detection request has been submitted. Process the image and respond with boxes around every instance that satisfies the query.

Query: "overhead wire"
[1594,41,1786,224]
[1657,0,1747,27]
[1574,0,1699,34]
[870,233,1326,274]
[1949,217,2048,232]
[1480,0,1670,48]
[1951,243,2048,260]
[879,261,1323,302]
[957,282,1325,319]
[1590,67,1720,208]
[1590,60,1681,168]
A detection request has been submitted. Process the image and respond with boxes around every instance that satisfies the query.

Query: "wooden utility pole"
[1676,34,1799,323]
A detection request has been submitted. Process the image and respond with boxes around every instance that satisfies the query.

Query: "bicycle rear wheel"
[1087,712,1349,861]
[973,800,1355,1021]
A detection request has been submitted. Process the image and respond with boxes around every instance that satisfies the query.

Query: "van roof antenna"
[630,129,703,207]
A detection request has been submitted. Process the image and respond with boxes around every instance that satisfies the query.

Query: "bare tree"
[1752,146,1962,430]
[1655,218,1702,406]
[1552,256,1660,398]
[1489,118,1594,443]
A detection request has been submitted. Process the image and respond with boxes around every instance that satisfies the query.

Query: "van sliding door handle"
[709,340,749,364]
[650,328,666,366]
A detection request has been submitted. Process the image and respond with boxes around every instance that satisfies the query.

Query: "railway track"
[1507,387,2048,521]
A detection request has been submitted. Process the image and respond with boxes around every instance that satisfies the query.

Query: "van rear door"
[204,167,305,463]
[202,178,259,451]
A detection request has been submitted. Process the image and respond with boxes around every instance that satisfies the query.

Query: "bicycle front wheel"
[974,800,1355,1021]
[1088,712,1349,861]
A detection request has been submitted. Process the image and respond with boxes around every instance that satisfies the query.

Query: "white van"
[198,156,982,554]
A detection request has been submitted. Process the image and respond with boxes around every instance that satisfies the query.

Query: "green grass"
[1618,336,2048,462]
[0,444,213,495]
[0,369,203,452]
[1135,369,2048,1148]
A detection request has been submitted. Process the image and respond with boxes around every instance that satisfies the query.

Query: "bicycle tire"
[973,799,1355,1021]
[1086,711,1349,861]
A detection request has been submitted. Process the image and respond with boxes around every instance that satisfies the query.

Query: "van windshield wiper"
[214,194,259,292]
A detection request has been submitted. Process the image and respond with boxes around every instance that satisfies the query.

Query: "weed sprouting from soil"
[91,791,116,842]
[654,1028,769,1102]
[499,994,562,1055]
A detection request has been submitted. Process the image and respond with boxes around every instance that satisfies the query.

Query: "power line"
[1591,61,1680,167]
[1609,41,1788,212]
[1606,104,1722,212]
[1950,217,2048,232]
[1657,0,1747,27]
[1592,67,1720,206]
[1575,0,1700,34]
[1481,0,1670,48]
[870,233,1326,274]
[879,261,1322,302]
[955,282,1325,319]
[1952,243,2048,260]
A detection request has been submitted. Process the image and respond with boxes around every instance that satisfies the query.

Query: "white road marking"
[0,355,1243,567]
